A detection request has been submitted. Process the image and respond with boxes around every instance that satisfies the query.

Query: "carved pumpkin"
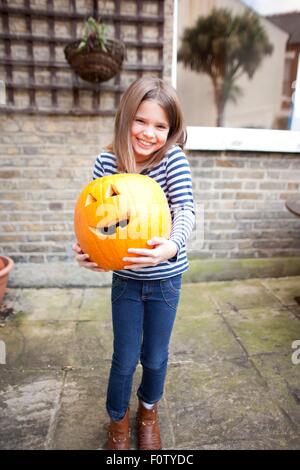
[74,174,172,270]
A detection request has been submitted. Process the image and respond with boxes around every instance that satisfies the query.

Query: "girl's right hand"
[72,242,108,272]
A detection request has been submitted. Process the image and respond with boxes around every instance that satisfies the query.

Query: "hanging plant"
[64,17,126,83]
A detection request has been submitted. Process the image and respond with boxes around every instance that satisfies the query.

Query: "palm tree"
[178,8,273,126]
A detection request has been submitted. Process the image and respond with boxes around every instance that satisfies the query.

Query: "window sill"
[186,126,300,153]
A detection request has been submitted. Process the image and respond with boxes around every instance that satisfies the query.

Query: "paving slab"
[77,288,112,322]
[251,353,300,429]
[260,277,300,307]
[206,279,283,312]
[1,275,300,450]
[0,369,64,450]
[165,361,294,449]
[51,367,108,450]
[12,288,83,322]
[52,366,174,450]
[221,306,300,356]
[71,320,113,366]
[0,320,76,369]
[170,310,246,363]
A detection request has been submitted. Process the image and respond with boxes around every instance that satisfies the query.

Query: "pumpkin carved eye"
[85,193,97,207]
[106,184,119,198]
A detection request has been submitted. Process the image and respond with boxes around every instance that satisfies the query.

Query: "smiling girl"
[73,76,195,450]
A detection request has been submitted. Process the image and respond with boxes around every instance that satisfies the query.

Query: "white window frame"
[172,0,300,154]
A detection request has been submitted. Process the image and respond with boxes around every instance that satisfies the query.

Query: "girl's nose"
[143,127,155,138]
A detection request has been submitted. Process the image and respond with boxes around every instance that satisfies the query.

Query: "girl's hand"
[72,242,108,272]
[122,237,178,270]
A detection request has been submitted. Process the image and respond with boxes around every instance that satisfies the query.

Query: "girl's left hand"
[123,237,178,269]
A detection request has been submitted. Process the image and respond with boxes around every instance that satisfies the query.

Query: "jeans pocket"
[111,275,128,303]
[160,275,182,310]
[168,275,182,293]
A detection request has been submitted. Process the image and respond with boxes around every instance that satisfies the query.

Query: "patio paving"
[0,275,300,450]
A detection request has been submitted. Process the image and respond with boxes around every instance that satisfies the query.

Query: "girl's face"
[131,99,170,162]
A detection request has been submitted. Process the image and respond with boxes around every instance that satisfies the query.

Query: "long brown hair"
[107,76,186,173]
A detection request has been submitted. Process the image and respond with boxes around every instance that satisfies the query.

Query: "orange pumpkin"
[74,174,172,270]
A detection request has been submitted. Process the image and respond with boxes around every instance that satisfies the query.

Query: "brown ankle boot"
[137,401,162,450]
[106,408,131,450]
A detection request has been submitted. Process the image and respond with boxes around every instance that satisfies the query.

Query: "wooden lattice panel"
[0,0,164,115]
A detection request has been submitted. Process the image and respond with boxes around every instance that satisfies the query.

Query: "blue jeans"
[106,272,182,421]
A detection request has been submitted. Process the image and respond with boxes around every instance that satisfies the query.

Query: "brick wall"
[1,0,300,265]
[0,0,175,264]
[1,134,300,263]
[0,113,114,262]
[187,151,300,259]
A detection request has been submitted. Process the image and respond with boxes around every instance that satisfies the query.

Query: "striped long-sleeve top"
[92,145,195,280]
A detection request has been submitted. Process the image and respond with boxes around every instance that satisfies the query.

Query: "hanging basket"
[64,38,126,83]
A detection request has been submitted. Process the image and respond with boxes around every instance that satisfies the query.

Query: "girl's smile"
[131,100,170,162]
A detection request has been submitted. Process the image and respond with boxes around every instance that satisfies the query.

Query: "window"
[175,0,300,152]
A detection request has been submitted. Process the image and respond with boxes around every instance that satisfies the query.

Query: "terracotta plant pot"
[0,256,14,304]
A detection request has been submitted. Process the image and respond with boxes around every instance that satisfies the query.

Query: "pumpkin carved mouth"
[89,217,130,237]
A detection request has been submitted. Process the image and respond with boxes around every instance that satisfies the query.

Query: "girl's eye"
[136,119,144,123]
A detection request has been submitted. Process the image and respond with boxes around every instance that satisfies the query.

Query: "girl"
[73,76,195,450]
